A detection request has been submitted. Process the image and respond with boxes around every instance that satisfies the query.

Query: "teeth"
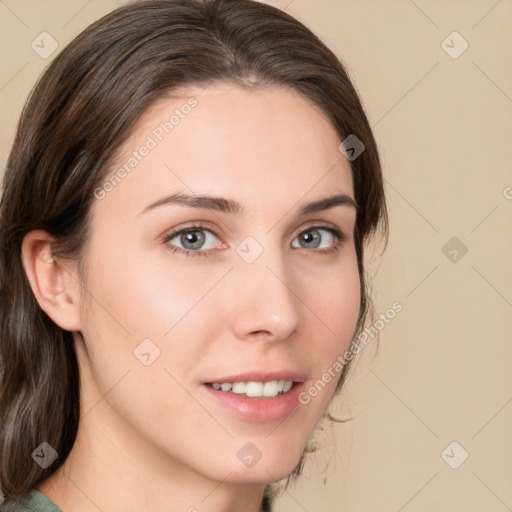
[209,380,294,398]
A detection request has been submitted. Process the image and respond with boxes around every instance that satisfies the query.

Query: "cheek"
[81,242,228,340]
[76,243,229,406]
[303,251,361,345]
[298,251,361,393]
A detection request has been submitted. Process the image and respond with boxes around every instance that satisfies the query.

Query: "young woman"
[0,1,388,510]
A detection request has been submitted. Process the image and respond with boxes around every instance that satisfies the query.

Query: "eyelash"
[162,223,346,258]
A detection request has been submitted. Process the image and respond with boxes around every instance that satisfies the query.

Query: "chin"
[224,459,302,485]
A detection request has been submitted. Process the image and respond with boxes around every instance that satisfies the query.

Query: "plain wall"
[1,1,511,510]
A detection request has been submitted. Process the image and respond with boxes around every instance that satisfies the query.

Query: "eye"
[291,226,344,252]
[163,224,223,256]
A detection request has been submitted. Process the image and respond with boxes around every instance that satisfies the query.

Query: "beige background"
[1,1,511,511]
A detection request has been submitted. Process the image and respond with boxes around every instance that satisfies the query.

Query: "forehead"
[93,83,354,218]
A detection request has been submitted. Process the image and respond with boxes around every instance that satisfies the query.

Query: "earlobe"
[21,230,83,332]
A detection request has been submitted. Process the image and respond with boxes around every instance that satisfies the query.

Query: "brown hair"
[0,0,388,506]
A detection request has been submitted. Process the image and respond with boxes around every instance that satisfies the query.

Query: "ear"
[21,230,83,332]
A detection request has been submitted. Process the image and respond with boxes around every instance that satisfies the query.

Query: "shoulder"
[0,490,63,512]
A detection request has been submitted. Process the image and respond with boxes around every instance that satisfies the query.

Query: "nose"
[227,249,302,343]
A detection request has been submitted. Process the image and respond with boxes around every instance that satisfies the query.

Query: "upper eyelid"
[166,221,344,237]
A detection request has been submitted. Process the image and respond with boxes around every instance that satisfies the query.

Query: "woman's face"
[75,83,360,484]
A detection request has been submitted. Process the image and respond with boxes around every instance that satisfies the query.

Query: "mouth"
[201,371,306,422]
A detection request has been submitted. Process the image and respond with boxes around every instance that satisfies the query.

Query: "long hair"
[0,0,388,505]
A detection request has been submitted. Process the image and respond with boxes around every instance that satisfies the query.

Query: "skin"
[22,83,360,512]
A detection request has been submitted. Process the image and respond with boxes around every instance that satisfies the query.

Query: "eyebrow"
[139,192,357,216]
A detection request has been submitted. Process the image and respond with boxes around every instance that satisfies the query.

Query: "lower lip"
[202,382,305,423]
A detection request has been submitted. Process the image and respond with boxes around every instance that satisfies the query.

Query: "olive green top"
[1,487,273,511]
[0,490,63,512]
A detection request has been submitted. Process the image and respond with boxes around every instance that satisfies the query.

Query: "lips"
[201,370,307,422]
